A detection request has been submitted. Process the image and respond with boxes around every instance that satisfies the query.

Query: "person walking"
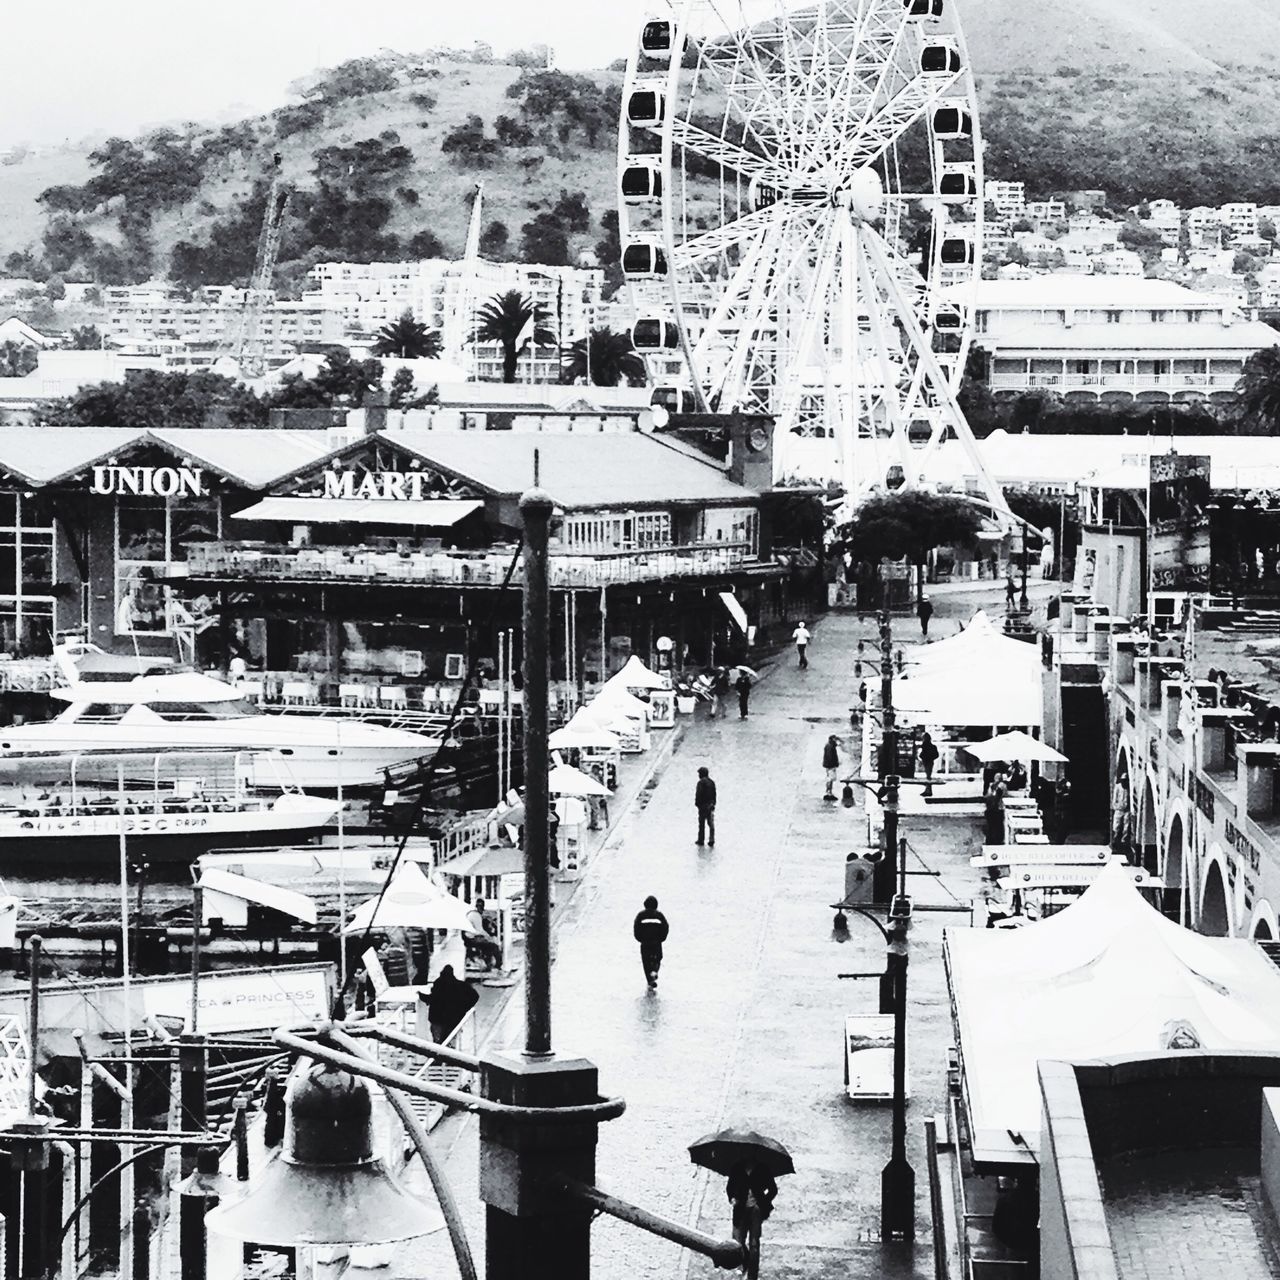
[426,964,478,1044]
[984,772,1008,846]
[633,894,670,988]
[822,734,841,800]
[919,730,939,796]
[734,669,753,719]
[918,595,934,638]
[1005,573,1017,609]
[792,621,811,668]
[695,765,717,846]
[710,666,730,719]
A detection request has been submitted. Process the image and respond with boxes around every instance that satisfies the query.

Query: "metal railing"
[989,372,1239,393]
[183,540,757,590]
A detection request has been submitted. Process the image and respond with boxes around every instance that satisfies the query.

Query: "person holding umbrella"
[689,1129,793,1274]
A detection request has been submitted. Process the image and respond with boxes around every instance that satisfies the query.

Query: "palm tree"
[562,327,647,387]
[371,310,442,359]
[1233,346,1280,433]
[471,290,554,383]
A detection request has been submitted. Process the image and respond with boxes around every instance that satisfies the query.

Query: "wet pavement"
[406,584,1054,1280]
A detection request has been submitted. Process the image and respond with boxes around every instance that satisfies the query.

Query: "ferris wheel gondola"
[617,0,1009,516]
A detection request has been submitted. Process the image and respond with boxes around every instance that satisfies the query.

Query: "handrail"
[275,1026,627,1122]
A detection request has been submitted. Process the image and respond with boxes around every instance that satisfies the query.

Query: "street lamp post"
[873,613,900,904]
[1020,524,1030,613]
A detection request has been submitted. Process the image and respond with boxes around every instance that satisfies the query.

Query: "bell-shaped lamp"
[205,1060,442,1247]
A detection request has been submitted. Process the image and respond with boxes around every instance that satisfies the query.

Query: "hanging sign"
[323,470,441,501]
[91,465,206,498]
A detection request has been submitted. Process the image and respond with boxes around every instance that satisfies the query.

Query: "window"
[1105,310,1121,324]
[0,494,56,656]
[1150,310,1168,323]
[115,495,219,636]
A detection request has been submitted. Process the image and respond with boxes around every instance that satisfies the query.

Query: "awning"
[435,844,525,878]
[232,497,483,527]
[197,868,318,925]
[719,591,748,634]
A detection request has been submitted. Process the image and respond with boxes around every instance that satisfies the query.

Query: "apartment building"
[968,275,1277,404]
[104,282,337,359]
[984,180,1026,217]
[1221,202,1260,239]
[1024,198,1067,224]
[306,258,604,383]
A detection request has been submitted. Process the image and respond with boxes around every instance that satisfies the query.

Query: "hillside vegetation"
[4,31,1280,293]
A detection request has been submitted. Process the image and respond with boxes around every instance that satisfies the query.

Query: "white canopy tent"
[895,663,1042,728]
[945,862,1280,1166]
[548,763,611,797]
[548,723,619,751]
[342,862,474,935]
[603,656,667,691]
[908,612,1040,676]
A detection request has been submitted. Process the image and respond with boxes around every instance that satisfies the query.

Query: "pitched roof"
[384,430,755,509]
[0,427,141,484]
[987,320,1278,353]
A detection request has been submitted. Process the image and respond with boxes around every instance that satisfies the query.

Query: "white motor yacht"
[0,646,439,790]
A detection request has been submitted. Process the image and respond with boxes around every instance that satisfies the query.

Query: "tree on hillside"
[36,370,266,429]
[301,58,398,103]
[441,115,500,168]
[480,221,510,258]
[520,213,571,266]
[1232,347,1280,434]
[472,290,554,383]
[313,349,384,405]
[838,491,985,603]
[552,190,591,233]
[371,311,443,359]
[407,230,445,259]
[389,368,417,408]
[562,328,646,387]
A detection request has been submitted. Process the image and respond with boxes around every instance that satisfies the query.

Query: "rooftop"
[987,319,1278,352]
[384,430,755,510]
[973,275,1233,310]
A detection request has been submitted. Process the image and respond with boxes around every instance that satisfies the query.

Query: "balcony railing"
[989,372,1240,392]
[181,540,759,590]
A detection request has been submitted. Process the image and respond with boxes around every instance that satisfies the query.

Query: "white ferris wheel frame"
[618,0,1010,521]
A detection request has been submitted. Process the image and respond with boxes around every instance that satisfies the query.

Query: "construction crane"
[233,152,291,378]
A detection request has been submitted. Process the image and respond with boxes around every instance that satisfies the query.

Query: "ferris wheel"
[618,0,1007,515]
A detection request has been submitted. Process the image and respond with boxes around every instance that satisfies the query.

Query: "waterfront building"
[0,418,811,702]
[969,276,1278,403]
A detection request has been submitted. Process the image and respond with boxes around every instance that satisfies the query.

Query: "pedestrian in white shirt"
[792,622,811,669]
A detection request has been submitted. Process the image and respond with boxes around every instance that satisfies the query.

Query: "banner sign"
[1148,454,1211,591]
[141,966,332,1033]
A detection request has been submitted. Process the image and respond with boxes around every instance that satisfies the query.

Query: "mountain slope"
[959,0,1280,72]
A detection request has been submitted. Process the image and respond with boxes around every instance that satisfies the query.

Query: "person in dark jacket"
[823,735,841,799]
[734,670,753,719]
[695,766,717,846]
[920,731,939,797]
[633,895,670,987]
[426,965,478,1043]
[917,596,934,637]
[711,667,730,719]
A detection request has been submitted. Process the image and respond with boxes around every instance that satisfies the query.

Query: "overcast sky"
[1,2,648,148]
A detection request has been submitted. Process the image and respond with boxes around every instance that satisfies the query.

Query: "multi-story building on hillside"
[305,258,604,383]
[984,180,1025,217]
[1221,202,1260,239]
[1024,198,1067,224]
[104,283,338,358]
[968,275,1277,404]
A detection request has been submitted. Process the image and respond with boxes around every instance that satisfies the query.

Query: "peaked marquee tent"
[945,862,1280,1166]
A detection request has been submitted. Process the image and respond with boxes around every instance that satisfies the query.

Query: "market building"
[0,418,817,706]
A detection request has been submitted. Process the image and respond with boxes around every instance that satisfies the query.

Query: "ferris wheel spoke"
[862,226,1005,513]
[663,115,779,183]
[689,224,775,370]
[672,204,791,269]
[840,70,963,178]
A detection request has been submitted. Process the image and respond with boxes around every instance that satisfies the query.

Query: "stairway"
[1219,610,1280,635]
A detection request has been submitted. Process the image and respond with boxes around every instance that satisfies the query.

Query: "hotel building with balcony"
[971,276,1278,405]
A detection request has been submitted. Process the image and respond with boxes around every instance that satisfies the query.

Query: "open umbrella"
[342,862,475,934]
[729,664,761,683]
[966,730,1067,765]
[548,763,611,797]
[689,1129,794,1178]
